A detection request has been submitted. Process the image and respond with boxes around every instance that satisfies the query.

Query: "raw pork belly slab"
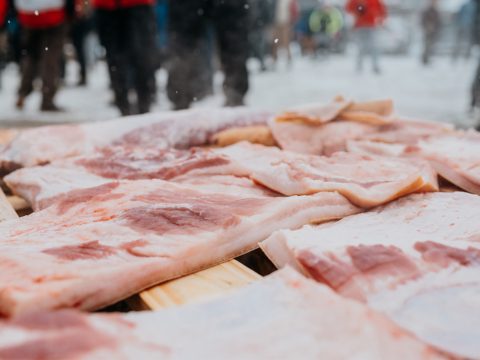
[261,192,480,358]
[0,180,359,316]
[6,142,437,210]
[0,107,271,172]
[215,142,438,208]
[4,147,237,210]
[0,268,448,360]
[349,132,480,195]
[270,118,452,156]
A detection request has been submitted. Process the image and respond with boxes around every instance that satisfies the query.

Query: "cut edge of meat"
[430,160,480,195]
[338,111,393,126]
[259,230,304,273]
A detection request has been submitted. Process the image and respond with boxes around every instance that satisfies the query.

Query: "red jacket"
[346,0,387,28]
[0,0,7,27]
[14,0,66,28]
[92,0,154,10]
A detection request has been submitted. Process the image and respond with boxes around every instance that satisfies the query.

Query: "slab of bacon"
[0,107,272,173]
[348,131,480,195]
[4,147,235,210]
[270,117,453,156]
[0,268,448,359]
[5,142,437,210]
[260,192,480,358]
[214,142,437,207]
[276,98,394,125]
[0,179,359,316]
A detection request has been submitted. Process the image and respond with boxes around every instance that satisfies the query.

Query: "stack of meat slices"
[260,192,480,358]
[0,269,449,360]
[5,142,437,210]
[269,98,453,156]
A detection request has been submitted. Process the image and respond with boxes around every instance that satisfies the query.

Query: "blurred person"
[14,0,72,111]
[94,0,158,116]
[297,7,315,56]
[452,0,476,61]
[346,0,386,74]
[249,0,275,71]
[0,0,6,89]
[421,0,441,66]
[154,0,168,64]
[470,0,480,126]
[167,0,249,110]
[71,0,93,86]
[5,0,21,64]
[309,2,344,57]
[272,0,299,66]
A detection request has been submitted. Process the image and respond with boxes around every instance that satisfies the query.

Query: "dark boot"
[40,102,64,112]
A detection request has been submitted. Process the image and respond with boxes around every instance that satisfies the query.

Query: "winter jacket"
[92,0,154,10]
[345,0,386,28]
[14,0,66,28]
[0,0,7,27]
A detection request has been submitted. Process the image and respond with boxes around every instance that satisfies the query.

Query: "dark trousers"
[71,18,92,83]
[18,24,65,107]
[167,0,249,109]
[96,6,158,115]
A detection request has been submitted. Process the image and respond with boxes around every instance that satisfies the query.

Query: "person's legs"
[249,28,266,71]
[367,28,380,73]
[422,33,433,65]
[39,24,66,110]
[213,0,249,106]
[126,5,158,114]
[96,9,130,115]
[167,0,207,109]
[17,28,40,108]
[280,23,292,63]
[355,28,367,72]
[71,20,88,85]
[470,58,480,111]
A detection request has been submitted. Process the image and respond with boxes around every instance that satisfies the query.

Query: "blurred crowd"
[0,0,479,116]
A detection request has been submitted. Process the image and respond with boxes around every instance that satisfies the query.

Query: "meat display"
[0,107,272,173]
[0,179,359,316]
[260,192,480,358]
[0,268,448,359]
[1,97,478,357]
[348,132,480,195]
[5,142,437,210]
[270,118,452,156]
[215,142,437,207]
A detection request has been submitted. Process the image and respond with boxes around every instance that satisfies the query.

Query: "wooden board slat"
[7,195,30,212]
[0,190,19,221]
[138,260,261,310]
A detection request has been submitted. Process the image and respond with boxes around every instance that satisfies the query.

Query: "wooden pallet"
[2,191,261,311]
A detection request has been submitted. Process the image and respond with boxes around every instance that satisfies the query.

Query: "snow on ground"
[0,52,476,128]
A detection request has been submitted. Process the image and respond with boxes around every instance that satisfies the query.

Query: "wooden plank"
[138,260,261,310]
[0,128,18,146]
[7,195,30,212]
[0,189,19,221]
